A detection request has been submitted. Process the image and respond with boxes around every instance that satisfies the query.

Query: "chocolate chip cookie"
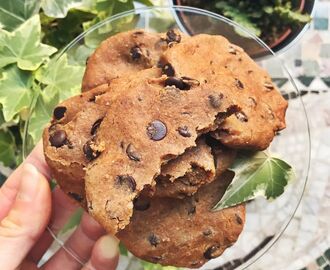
[161,34,288,150]
[117,171,245,268]
[82,29,186,91]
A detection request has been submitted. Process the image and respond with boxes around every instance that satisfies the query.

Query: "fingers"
[42,212,105,270]
[29,188,78,262]
[25,141,51,181]
[0,164,51,270]
[82,235,119,270]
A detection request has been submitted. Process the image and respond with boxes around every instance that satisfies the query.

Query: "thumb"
[0,163,51,270]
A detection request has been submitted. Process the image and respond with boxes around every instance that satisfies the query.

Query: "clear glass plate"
[23,6,310,270]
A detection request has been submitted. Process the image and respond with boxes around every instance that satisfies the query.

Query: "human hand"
[0,142,119,270]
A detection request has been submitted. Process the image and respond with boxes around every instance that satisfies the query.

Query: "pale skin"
[0,142,119,270]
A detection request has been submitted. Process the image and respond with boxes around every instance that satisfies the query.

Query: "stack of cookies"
[43,29,287,268]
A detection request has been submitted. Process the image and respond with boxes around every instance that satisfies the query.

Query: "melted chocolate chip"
[83,140,101,161]
[126,143,141,161]
[166,29,181,43]
[133,197,150,211]
[204,245,220,259]
[68,192,83,202]
[115,175,136,192]
[208,93,224,108]
[147,120,167,141]
[177,126,191,137]
[164,77,190,90]
[53,106,67,120]
[162,63,175,76]
[49,130,67,147]
[148,233,160,247]
[235,214,243,225]
[235,78,244,89]
[130,45,142,60]
[235,111,248,122]
[91,118,103,135]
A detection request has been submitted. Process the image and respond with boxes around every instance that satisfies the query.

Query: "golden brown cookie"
[117,171,245,268]
[84,66,239,234]
[161,34,288,150]
[82,29,186,91]
[155,141,214,198]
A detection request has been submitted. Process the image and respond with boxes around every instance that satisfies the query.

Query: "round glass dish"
[23,6,310,270]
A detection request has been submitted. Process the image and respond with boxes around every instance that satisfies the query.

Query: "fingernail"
[99,235,119,259]
[18,163,40,202]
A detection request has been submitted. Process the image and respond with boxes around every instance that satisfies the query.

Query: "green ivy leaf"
[0,15,57,70]
[0,0,40,31]
[83,0,135,48]
[28,90,58,143]
[35,54,84,101]
[0,129,16,167]
[213,151,295,210]
[41,0,85,18]
[0,65,33,122]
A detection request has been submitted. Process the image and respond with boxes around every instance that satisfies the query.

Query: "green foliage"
[0,66,34,122]
[190,0,311,43]
[0,0,146,168]
[0,0,40,31]
[0,15,57,70]
[213,151,295,210]
[0,129,16,167]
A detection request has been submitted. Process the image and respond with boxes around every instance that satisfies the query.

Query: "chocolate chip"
[83,140,101,161]
[247,70,253,74]
[235,111,248,122]
[208,93,224,108]
[53,106,67,120]
[130,45,142,60]
[115,175,136,192]
[264,81,274,90]
[204,245,220,259]
[203,229,212,236]
[148,233,160,247]
[162,63,175,76]
[235,214,243,225]
[49,130,67,147]
[147,120,167,141]
[235,78,244,89]
[68,192,83,202]
[133,197,150,211]
[126,143,141,161]
[164,77,190,90]
[91,118,103,135]
[166,29,181,43]
[177,126,191,137]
